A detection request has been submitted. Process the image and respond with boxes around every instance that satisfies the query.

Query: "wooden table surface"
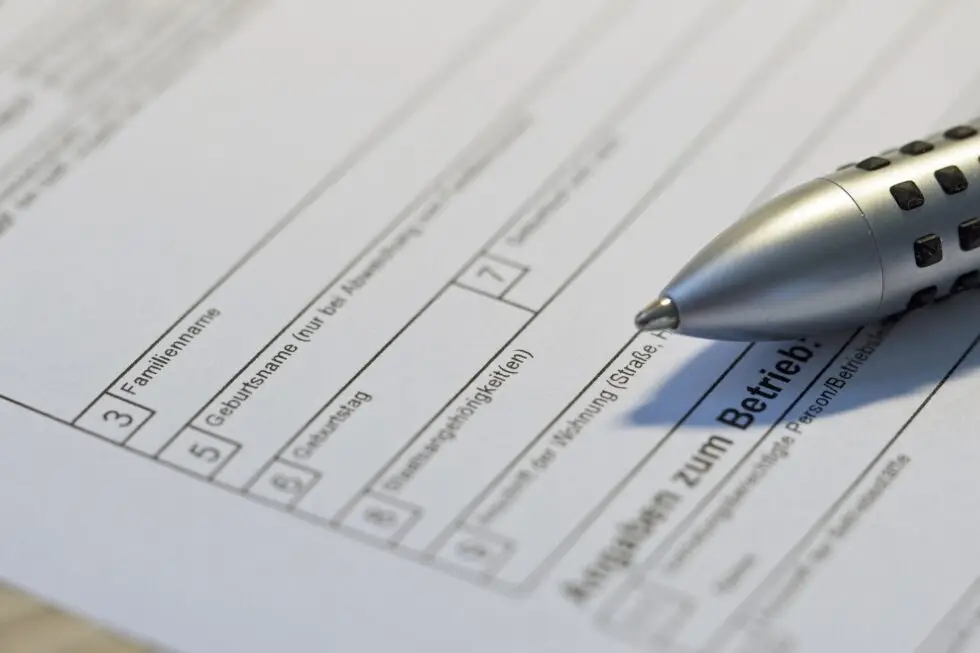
[0,583,147,653]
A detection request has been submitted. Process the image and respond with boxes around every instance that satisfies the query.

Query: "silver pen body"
[645,118,980,341]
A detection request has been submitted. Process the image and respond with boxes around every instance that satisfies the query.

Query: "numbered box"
[157,426,240,479]
[455,254,526,299]
[340,493,421,545]
[715,621,793,653]
[599,581,694,648]
[247,459,320,508]
[74,392,153,444]
[434,525,514,577]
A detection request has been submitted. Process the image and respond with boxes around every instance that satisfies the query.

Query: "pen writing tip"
[634,296,679,332]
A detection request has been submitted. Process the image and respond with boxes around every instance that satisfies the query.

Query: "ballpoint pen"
[634,119,980,342]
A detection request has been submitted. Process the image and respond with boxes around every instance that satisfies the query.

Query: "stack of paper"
[0,1,978,651]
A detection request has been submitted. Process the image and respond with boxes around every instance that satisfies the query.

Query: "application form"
[0,0,978,651]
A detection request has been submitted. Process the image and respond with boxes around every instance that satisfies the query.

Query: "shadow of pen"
[622,289,980,429]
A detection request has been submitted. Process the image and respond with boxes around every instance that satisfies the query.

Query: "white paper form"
[1,1,980,652]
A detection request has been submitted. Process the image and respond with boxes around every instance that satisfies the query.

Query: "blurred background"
[0,582,143,652]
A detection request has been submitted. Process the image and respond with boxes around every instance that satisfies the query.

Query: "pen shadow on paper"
[623,291,980,429]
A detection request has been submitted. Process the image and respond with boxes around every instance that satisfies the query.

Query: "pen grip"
[826,119,980,317]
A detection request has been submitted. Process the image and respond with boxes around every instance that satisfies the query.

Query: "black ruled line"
[155,0,642,463]
[72,0,535,424]
[595,328,862,625]
[708,325,980,650]
[328,0,761,526]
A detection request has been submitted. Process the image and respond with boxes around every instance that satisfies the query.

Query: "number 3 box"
[74,392,154,444]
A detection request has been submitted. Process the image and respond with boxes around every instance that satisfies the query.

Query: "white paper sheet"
[0,1,979,651]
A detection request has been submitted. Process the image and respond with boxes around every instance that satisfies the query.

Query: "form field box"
[455,254,527,299]
[339,493,422,546]
[74,393,154,444]
[599,581,695,649]
[247,459,321,508]
[713,621,794,653]
[287,285,530,521]
[157,426,240,479]
[433,525,515,578]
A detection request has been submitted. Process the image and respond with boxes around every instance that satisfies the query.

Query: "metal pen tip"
[634,296,679,331]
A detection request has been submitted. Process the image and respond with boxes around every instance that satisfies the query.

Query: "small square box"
[434,526,514,576]
[75,393,153,444]
[959,218,980,250]
[158,427,240,479]
[913,234,942,267]
[340,493,421,544]
[456,254,526,298]
[891,181,925,210]
[248,460,320,507]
